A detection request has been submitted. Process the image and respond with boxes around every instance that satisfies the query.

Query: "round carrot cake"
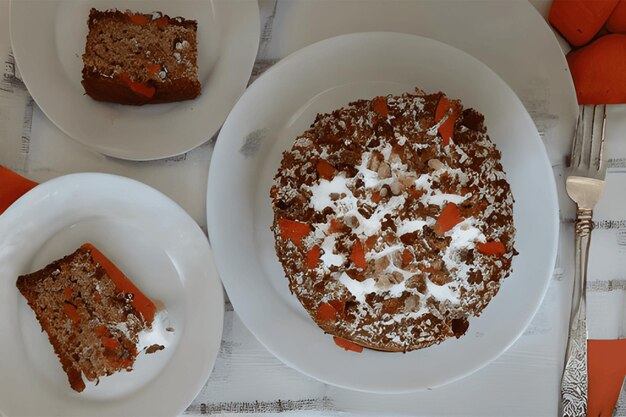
[270,89,516,352]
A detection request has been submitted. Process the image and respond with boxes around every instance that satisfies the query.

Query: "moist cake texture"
[270,90,516,352]
[16,244,156,392]
[81,8,200,105]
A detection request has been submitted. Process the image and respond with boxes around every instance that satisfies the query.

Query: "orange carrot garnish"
[329,218,344,233]
[316,160,336,181]
[328,300,346,316]
[278,219,311,247]
[349,240,367,269]
[316,302,337,321]
[155,16,169,29]
[476,241,506,256]
[435,96,460,146]
[118,73,155,98]
[333,336,364,352]
[64,303,80,325]
[433,202,463,236]
[126,12,150,26]
[306,245,321,269]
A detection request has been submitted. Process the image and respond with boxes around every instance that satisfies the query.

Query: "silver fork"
[561,104,607,417]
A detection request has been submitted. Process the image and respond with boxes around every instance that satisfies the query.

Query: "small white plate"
[207,32,559,393]
[0,173,224,416]
[9,0,260,161]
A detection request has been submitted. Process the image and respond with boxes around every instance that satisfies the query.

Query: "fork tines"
[569,105,607,174]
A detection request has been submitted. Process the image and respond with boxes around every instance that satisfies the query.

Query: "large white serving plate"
[207,32,559,393]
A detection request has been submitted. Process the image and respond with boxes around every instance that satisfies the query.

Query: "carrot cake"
[82,8,200,105]
[270,90,516,352]
[16,244,158,392]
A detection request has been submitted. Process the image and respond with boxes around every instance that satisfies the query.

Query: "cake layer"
[16,245,155,391]
[81,9,200,105]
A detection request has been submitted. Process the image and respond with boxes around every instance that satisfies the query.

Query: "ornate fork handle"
[561,208,592,417]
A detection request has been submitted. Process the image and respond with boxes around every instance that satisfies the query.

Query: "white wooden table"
[1,1,625,416]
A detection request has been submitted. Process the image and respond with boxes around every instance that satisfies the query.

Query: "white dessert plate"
[9,0,260,161]
[0,173,224,416]
[207,32,559,393]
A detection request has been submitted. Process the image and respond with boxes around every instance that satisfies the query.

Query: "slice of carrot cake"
[16,243,157,392]
[81,8,200,105]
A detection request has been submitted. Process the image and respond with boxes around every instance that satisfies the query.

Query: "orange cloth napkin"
[0,165,38,215]
[589,339,626,417]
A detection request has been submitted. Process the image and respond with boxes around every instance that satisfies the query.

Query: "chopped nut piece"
[389,152,402,165]
[367,151,383,171]
[377,162,391,179]
[389,271,404,285]
[407,274,427,293]
[404,295,421,312]
[374,256,390,275]
[428,158,445,170]
[390,181,404,195]
[344,214,360,229]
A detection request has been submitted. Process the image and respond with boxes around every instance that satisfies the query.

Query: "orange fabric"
[567,34,626,104]
[0,166,38,215]
[549,0,618,47]
[588,339,626,417]
[607,0,626,33]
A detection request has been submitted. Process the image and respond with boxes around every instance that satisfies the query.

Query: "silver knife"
[614,376,626,417]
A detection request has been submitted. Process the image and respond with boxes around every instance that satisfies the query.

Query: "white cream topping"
[339,273,377,303]
[309,174,353,212]
[414,173,430,189]
[137,309,173,352]
[352,196,406,237]
[320,234,344,268]
[427,193,468,207]
[114,322,131,340]
[355,156,389,188]
[309,175,406,237]
[382,308,429,326]
[397,219,430,235]
[446,218,485,249]
[413,171,469,207]
[426,279,459,303]
[441,218,486,282]
[387,280,407,298]
[369,244,403,260]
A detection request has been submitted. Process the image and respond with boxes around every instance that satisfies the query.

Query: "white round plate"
[0,173,224,416]
[207,32,559,393]
[9,0,260,161]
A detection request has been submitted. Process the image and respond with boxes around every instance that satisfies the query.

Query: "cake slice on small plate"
[81,8,201,105]
[16,243,160,392]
